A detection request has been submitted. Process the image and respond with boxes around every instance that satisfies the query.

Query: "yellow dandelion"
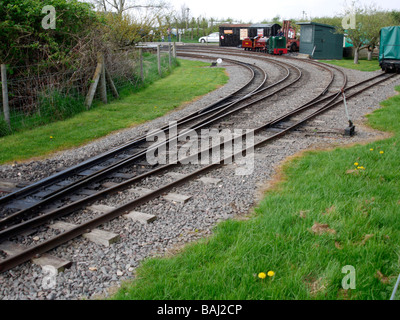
[380,151,384,154]
[370,148,374,151]
[258,272,267,279]
[267,271,275,277]
[354,162,359,166]
[50,136,53,139]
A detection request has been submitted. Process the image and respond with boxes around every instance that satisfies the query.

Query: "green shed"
[297,22,344,60]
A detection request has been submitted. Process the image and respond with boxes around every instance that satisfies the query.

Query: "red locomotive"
[242,36,268,52]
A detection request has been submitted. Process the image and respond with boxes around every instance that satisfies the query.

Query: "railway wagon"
[379,26,400,73]
[219,23,281,47]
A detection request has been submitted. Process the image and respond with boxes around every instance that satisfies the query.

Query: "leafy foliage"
[0,0,103,67]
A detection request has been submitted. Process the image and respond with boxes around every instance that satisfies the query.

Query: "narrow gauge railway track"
[177,45,348,92]
[0,64,395,273]
[0,58,260,204]
[176,47,351,128]
[0,58,265,215]
[0,57,302,238]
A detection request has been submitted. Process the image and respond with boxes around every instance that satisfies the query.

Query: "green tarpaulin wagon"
[379,26,400,72]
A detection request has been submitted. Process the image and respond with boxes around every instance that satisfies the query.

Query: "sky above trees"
[166,0,400,23]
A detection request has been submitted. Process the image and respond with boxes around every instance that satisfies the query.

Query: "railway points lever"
[341,88,355,136]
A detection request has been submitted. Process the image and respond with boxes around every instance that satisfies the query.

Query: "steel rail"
[0,58,297,228]
[177,45,348,92]
[0,58,260,205]
[0,58,301,235]
[0,72,396,273]
[0,58,301,241]
[1,65,387,243]
[177,47,343,108]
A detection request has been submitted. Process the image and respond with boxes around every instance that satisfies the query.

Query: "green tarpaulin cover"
[379,26,400,61]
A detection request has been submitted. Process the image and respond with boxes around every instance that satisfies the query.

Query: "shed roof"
[219,24,251,28]
[297,22,336,29]
[219,23,281,28]
[250,23,280,28]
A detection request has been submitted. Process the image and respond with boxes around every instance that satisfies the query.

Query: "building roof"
[296,22,336,29]
[250,23,280,28]
[219,24,251,28]
[219,23,281,28]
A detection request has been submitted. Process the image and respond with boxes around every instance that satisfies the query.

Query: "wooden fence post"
[173,42,176,59]
[85,53,105,109]
[1,64,11,130]
[157,45,161,76]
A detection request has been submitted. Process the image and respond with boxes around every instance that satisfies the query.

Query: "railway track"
[0,58,260,204]
[0,58,265,217]
[0,48,397,274]
[0,54,303,272]
[0,56,306,229]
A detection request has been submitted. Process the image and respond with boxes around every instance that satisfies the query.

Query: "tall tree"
[91,0,166,15]
[391,10,400,24]
[363,9,395,60]
[340,2,396,63]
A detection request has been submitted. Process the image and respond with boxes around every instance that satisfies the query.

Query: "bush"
[0,0,103,68]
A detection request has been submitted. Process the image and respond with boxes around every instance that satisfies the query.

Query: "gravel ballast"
[0,51,399,300]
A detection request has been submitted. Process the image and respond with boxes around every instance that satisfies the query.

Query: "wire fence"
[0,44,178,137]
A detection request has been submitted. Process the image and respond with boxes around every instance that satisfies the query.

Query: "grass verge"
[0,59,228,164]
[112,85,400,300]
[319,57,381,72]
[0,53,177,137]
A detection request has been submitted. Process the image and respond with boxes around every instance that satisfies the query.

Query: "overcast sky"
[167,0,400,22]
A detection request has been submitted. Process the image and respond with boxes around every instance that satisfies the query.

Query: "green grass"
[319,57,381,72]
[112,86,400,300]
[0,59,228,164]
[0,53,175,137]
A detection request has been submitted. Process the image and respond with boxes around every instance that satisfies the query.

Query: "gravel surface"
[0,50,399,300]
